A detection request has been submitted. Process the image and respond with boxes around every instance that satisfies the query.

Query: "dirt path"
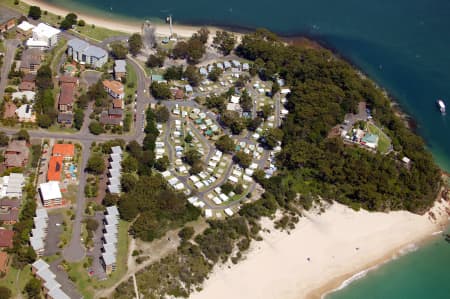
[95,218,208,298]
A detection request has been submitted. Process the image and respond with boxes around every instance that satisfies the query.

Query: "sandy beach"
[21,0,228,38]
[190,200,450,299]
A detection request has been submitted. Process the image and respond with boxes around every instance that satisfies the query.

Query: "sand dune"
[190,201,449,299]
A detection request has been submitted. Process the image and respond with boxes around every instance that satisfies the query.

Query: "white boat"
[437,99,446,114]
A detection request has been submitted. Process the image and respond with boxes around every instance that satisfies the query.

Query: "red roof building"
[0,230,14,248]
[52,144,75,160]
[47,156,63,182]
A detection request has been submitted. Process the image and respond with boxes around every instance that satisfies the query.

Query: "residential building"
[4,140,29,168]
[114,60,127,80]
[31,259,70,299]
[30,209,48,256]
[0,10,17,33]
[39,181,62,207]
[0,198,20,225]
[52,144,75,160]
[100,111,122,126]
[0,229,14,248]
[47,156,63,182]
[0,173,25,198]
[15,104,35,122]
[20,48,43,74]
[57,112,73,125]
[58,76,78,112]
[101,205,119,274]
[26,23,61,49]
[16,21,35,37]
[11,90,36,102]
[67,38,108,68]
[103,80,124,99]
[19,74,36,92]
[107,147,122,194]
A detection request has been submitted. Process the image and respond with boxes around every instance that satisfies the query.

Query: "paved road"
[62,140,91,262]
[0,39,20,100]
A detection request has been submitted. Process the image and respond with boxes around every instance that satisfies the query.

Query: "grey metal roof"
[111,146,122,155]
[106,205,119,217]
[67,38,89,52]
[68,38,107,58]
[48,287,71,299]
[84,44,107,58]
[32,259,49,271]
[114,60,126,73]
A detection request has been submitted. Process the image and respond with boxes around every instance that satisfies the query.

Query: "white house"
[67,38,108,68]
[39,181,62,207]
[26,23,61,49]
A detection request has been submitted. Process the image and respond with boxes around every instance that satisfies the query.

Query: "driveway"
[44,213,64,256]
[0,39,20,100]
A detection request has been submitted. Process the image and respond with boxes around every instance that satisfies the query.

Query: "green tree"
[37,114,53,128]
[213,30,236,55]
[65,13,78,25]
[146,53,165,68]
[221,110,244,134]
[121,173,138,192]
[24,278,41,299]
[207,67,223,82]
[155,155,170,171]
[260,104,273,120]
[122,156,138,172]
[110,42,128,59]
[74,108,84,130]
[184,149,201,166]
[263,128,283,149]
[15,129,30,142]
[85,218,99,232]
[128,33,143,56]
[86,153,105,174]
[0,131,10,146]
[150,82,171,99]
[78,19,86,26]
[233,151,252,168]
[0,286,12,299]
[215,135,235,153]
[184,134,193,144]
[155,106,170,123]
[36,65,53,89]
[221,182,234,194]
[28,6,41,20]
[184,65,201,87]
[89,121,104,135]
[59,19,72,30]
[164,66,183,81]
[178,226,195,241]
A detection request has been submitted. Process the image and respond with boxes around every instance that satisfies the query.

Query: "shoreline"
[190,200,450,299]
[20,0,241,38]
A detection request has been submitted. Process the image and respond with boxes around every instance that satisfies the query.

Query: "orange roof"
[103,80,124,95]
[0,252,8,273]
[52,144,75,158]
[47,156,63,182]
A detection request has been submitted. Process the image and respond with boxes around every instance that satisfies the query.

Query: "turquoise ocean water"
[40,0,450,298]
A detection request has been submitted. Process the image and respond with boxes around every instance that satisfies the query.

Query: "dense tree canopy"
[237,29,440,213]
[128,33,143,56]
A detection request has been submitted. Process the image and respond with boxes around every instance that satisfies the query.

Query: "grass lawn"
[47,124,78,133]
[0,264,33,297]
[1,0,126,42]
[68,220,130,299]
[49,38,68,73]
[0,41,5,52]
[125,63,137,99]
[367,122,391,154]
